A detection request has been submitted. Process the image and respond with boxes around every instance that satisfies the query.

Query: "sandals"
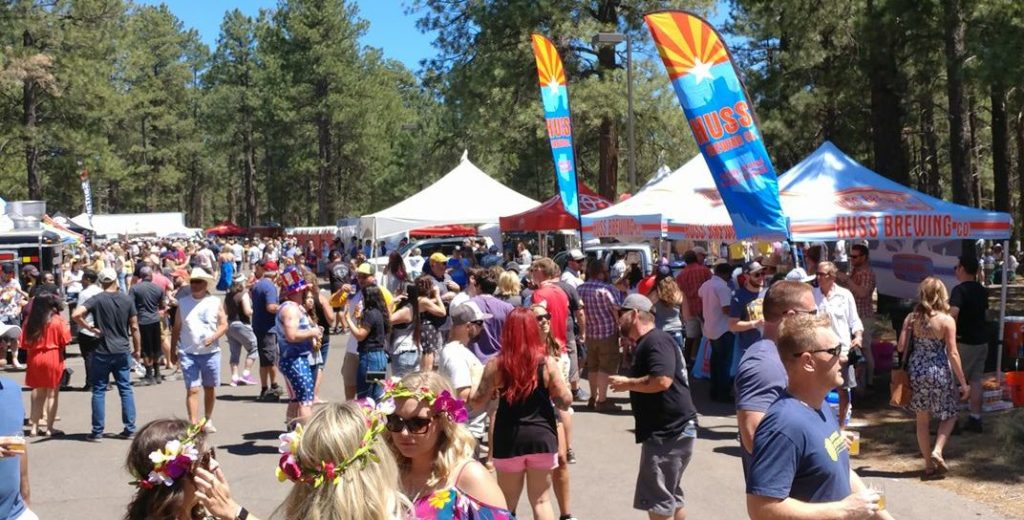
[930,453,949,474]
[42,429,65,437]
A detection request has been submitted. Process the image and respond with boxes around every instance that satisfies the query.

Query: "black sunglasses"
[617,308,635,317]
[849,254,862,260]
[793,343,842,358]
[535,313,551,322]
[386,414,433,435]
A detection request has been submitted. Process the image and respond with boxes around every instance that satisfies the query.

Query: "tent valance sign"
[780,142,1012,241]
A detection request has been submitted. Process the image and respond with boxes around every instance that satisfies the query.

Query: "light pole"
[592,31,636,193]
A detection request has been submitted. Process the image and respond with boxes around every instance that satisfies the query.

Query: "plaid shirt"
[848,265,876,319]
[579,279,623,339]
[676,264,712,318]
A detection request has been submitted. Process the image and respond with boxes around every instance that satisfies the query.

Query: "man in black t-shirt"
[950,255,989,432]
[128,266,166,386]
[72,268,142,441]
[610,294,698,520]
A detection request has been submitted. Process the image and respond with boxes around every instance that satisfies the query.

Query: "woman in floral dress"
[897,277,969,479]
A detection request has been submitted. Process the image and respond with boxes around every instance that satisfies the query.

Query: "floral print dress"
[907,324,959,421]
[413,488,515,520]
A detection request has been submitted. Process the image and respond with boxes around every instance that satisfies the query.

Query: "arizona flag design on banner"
[531,34,580,219]
[645,11,789,239]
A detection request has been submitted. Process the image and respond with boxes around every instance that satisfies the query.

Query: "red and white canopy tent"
[205,220,246,237]
[499,183,612,232]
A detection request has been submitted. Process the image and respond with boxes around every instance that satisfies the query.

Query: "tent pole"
[998,239,1010,382]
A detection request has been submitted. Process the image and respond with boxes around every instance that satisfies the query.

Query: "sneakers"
[595,400,621,413]
[117,430,135,440]
[230,375,240,387]
[566,447,577,464]
[203,421,217,434]
[86,433,104,442]
[963,416,983,433]
[240,374,257,385]
[572,387,590,402]
[258,388,280,402]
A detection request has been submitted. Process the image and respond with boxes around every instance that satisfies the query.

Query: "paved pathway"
[7,334,1006,519]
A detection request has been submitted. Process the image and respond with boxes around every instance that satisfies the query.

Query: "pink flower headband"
[132,420,205,489]
[275,383,468,488]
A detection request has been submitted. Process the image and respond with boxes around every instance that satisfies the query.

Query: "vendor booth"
[71,212,194,238]
[359,151,539,241]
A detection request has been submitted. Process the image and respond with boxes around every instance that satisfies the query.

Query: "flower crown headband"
[275,382,468,488]
[132,419,206,489]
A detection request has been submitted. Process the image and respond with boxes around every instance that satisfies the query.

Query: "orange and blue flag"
[531,34,580,219]
[645,11,789,240]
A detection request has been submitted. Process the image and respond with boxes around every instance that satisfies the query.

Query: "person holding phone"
[345,285,390,400]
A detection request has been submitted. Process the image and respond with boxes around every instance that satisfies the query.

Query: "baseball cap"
[636,275,657,296]
[356,263,375,276]
[261,260,279,273]
[610,260,628,281]
[692,246,707,256]
[450,301,493,325]
[744,261,765,274]
[504,261,521,273]
[172,268,190,280]
[568,249,586,262]
[429,252,448,263]
[98,268,118,284]
[620,293,653,313]
[785,267,816,282]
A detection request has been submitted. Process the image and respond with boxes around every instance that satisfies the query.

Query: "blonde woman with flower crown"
[185,402,409,520]
[384,371,512,519]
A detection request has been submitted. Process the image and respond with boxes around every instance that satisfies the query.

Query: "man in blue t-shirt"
[735,280,817,477]
[746,313,891,519]
[250,260,282,401]
[447,248,471,289]
[0,377,31,520]
[729,261,767,353]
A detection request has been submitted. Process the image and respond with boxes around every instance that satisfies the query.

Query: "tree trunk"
[922,99,941,197]
[968,95,982,207]
[316,109,332,225]
[242,117,258,227]
[141,115,151,211]
[866,0,909,185]
[1016,113,1024,239]
[595,0,619,201]
[991,83,1010,213]
[943,0,971,205]
[22,30,41,200]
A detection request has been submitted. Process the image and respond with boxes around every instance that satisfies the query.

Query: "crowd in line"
[0,235,996,520]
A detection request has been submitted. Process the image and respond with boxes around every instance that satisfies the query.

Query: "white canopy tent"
[71,212,194,237]
[359,151,540,240]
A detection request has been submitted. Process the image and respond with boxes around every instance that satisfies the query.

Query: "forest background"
[1,0,1022,240]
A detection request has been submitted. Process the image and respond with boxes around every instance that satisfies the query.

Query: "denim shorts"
[180,351,221,389]
[391,350,420,379]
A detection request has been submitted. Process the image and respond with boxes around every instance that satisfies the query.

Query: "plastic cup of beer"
[0,436,25,455]
[868,482,886,511]
[848,430,861,456]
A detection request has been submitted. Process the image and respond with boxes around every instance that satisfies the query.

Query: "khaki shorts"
[586,335,621,375]
[958,342,987,383]
[684,317,702,339]
[342,352,359,388]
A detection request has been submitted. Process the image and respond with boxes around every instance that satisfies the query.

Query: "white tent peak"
[360,156,540,239]
[460,149,469,162]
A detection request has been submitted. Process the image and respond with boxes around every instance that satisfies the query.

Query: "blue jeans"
[91,352,137,435]
[709,332,734,402]
[357,350,388,400]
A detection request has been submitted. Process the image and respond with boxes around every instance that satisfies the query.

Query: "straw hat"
[188,268,216,285]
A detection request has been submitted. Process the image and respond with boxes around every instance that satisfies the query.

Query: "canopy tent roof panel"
[72,212,192,237]
[499,183,612,232]
[780,142,1012,241]
[205,220,246,236]
[360,152,540,239]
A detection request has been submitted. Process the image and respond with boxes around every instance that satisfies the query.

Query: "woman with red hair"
[471,307,572,520]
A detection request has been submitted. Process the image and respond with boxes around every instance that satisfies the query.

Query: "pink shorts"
[492,453,559,473]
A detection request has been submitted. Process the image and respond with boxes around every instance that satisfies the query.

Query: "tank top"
[492,363,557,458]
[412,462,514,520]
[421,298,448,329]
[274,301,313,359]
[224,291,250,325]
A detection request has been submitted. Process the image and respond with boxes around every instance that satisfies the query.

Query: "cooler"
[1003,316,1024,359]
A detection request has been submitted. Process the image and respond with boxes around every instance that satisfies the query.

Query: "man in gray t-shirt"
[734,280,816,477]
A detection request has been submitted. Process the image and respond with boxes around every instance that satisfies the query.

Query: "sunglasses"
[816,272,834,278]
[535,313,551,323]
[849,254,862,260]
[386,414,433,435]
[617,308,635,317]
[790,308,819,316]
[748,272,765,278]
[793,343,842,358]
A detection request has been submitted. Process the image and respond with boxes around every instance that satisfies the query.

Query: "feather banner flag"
[531,34,581,219]
[645,11,789,240]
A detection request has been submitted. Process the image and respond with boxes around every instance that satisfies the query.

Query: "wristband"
[235,506,249,520]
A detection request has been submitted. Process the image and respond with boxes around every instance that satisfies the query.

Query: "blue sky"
[136,0,437,71]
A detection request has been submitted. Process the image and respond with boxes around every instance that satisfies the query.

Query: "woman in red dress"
[22,293,71,436]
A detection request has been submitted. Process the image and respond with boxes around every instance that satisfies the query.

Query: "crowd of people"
[0,233,1001,520]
